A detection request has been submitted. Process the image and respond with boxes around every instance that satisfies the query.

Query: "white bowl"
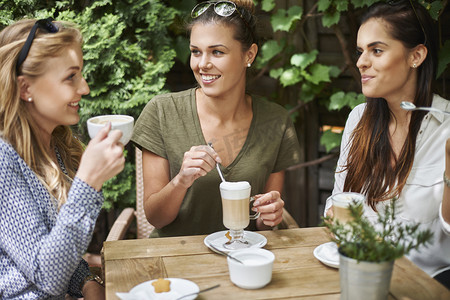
[227,248,274,289]
[87,115,134,145]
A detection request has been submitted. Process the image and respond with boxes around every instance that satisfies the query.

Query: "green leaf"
[320,129,343,152]
[260,40,284,64]
[317,0,332,11]
[329,91,346,110]
[304,64,331,85]
[290,50,318,70]
[270,6,303,32]
[424,1,442,20]
[322,10,340,27]
[437,39,450,78]
[261,0,276,12]
[269,68,284,79]
[329,65,341,78]
[280,68,302,87]
[329,91,365,110]
[336,1,348,11]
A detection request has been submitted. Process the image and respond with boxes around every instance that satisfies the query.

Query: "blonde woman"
[0,18,124,298]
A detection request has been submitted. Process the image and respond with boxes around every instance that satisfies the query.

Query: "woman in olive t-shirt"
[131,0,301,237]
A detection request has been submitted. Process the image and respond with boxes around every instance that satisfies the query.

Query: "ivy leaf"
[291,50,318,70]
[261,0,276,12]
[280,68,302,87]
[424,1,442,20]
[336,1,348,11]
[271,6,303,32]
[260,39,285,64]
[349,93,366,109]
[329,91,345,110]
[322,10,340,27]
[317,0,332,11]
[320,129,343,153]
[329,65,341,78]
[269,67,284,79]
[300,82,322,103]
[437,40,450,78]
[304,63,331,85]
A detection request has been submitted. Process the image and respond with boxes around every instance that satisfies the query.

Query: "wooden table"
[102,227,450,299]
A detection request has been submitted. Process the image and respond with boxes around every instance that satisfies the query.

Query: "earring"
[27,97,32,102]
[247,63,251,68]
[413,63,417,69]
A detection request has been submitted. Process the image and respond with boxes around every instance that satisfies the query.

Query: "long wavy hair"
[0,19,85,208]
[343,0,438,209]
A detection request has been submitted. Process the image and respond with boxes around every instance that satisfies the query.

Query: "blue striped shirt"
[0,137,103,299]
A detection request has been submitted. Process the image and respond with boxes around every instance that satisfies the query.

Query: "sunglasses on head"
[191,1,245,19]
[16,17,59,74]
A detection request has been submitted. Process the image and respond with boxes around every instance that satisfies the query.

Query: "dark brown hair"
[187,0,258,52]
[343,0,437,209]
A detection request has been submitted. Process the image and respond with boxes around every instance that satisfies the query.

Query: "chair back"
[135,147,155,238]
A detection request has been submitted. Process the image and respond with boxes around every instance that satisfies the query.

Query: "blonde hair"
[0,19,84,208]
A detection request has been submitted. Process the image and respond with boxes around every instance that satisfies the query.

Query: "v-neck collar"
[190,88,257,173]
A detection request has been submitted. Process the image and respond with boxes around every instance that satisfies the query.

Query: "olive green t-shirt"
[131,88,301,237]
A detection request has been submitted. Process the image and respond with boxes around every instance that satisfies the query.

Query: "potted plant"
[323,198,433,300]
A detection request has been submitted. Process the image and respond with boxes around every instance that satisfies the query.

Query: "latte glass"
[220,181,260,250]
[330,192,365,224]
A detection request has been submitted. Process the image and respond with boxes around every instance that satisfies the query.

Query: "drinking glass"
[220,181,260,250]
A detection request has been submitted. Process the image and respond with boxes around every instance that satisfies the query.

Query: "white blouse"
[325,94,450,277]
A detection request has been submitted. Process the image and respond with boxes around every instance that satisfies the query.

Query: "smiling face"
[22,43,89,135]
[356,18,417,103]
[189,22,256,99]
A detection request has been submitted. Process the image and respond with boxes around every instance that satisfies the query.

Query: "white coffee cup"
[330,192,365,223]
[227,248,275,289]
[87,115,134,145]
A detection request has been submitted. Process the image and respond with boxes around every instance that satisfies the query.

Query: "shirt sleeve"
[0,147,103,297]
[272,111,302,173]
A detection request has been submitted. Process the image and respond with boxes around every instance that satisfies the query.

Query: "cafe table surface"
[102,227,450,299]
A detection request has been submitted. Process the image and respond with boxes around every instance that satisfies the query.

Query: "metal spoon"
[207,142,226,182]
[400,101,450,115]
[209,243,244,264]
[175,284,220,300]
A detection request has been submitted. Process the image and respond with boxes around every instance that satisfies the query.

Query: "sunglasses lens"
[192,3,211,18]
[215,2,235,17]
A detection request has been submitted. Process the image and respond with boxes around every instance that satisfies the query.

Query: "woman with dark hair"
[325,0,450,288]
[131,0,301,237]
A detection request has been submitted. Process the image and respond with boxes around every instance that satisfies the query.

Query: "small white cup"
[227,248,275,289]
[87,115,134,145]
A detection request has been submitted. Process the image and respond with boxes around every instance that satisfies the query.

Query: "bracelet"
[445,171,450,188]
[83,274,104,287]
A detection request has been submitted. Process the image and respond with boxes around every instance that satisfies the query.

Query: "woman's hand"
[82,280,105,300]
[172,145,221,189]
[76,123,125,191]
[252,191,284,229]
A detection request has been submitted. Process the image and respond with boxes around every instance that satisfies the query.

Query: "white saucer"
[116,278,199,300]
[313,242,339,269]
[204,230,267,253]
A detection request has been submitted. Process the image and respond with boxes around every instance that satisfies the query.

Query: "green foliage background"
[1,0,448,212]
